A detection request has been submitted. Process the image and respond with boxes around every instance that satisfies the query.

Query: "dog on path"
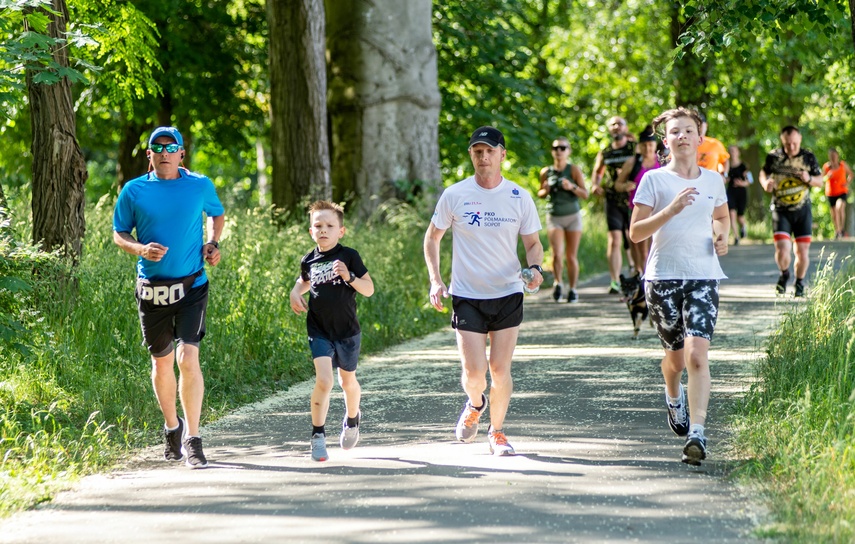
[619,273,648,339]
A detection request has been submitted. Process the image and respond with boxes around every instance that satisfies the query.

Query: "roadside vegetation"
[732,253,855,543]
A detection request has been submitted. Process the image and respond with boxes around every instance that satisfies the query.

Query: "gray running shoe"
[455,393,487,442]
[682,431,707,466]
[488,426,515,456]
[666,385,689,436]
[340,412,361,450]
[311,433,328,462]
[181,436,209,469]
[163,417,185,461]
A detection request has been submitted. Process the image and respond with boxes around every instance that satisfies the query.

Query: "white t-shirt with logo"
[431,176,542,299]
[633,167,728,281]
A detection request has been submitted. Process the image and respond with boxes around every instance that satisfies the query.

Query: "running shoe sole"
[682,436,706,466]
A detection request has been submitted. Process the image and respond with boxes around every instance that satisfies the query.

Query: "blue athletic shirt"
[113,169,225,287]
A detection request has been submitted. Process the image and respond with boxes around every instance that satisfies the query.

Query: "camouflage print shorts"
[644,279,719,351]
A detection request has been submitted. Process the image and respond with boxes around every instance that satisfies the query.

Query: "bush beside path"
[2,242,846,544]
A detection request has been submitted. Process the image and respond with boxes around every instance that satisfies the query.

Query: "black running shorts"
[451,293,524,334]
[137,282,208,357]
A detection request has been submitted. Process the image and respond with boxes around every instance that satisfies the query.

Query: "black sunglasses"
[552,145,568,151]
[150,143,182,153]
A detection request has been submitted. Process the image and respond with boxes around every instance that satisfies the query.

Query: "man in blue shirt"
[113,126,225,469]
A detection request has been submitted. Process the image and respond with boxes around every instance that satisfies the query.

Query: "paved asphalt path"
[1,241,851,544]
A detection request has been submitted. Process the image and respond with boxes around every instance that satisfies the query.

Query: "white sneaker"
[488,426,515,456]
[340,412,361,450]
[455,394,487,442]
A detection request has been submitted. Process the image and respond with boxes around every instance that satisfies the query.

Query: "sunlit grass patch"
[732,252,855,542]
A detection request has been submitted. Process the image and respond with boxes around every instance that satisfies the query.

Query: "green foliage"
[678,0,850,64]
[732,253,855,541]
[73,0,268,202]
[69,0,162,116]
[0,0,85,115]
[0,203,63,354]
[434,0,565,183]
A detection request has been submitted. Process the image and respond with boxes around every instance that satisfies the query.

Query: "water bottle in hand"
[520,267,539,295]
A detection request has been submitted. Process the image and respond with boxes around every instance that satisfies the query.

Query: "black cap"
[639,125,657,142]
[468,126,505,149]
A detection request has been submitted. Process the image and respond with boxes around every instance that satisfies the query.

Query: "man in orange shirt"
[696,111,730,182]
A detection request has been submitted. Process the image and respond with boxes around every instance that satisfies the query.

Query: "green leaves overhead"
[678,0,850,63]
[434,0,565,184]
[0,0,161,118]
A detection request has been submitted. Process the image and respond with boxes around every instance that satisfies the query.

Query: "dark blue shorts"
[644,280,719,351]
[309,333,361,372]
[451,293,524,334]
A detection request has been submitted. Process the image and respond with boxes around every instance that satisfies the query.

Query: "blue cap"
[148,126,184,147]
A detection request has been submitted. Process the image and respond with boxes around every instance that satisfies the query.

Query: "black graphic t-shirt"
[601,141,636,209]
[762,148,821,211]
[300,244,368,340]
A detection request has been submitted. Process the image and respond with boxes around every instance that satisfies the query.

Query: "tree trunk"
[326,0,441,217]
[117,119,149,189]
[850,0,855,54]
[26,0,87,260]
[268,0,331,214]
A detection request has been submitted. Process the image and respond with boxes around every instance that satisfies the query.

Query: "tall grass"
[732,253,855,542]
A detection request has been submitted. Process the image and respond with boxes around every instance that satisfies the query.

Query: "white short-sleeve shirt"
[633,167,728,281]
[431,176,542,299]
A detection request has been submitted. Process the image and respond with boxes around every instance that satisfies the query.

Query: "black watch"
[207,241,219,249]
[346,272,357,284]
[528,264,543,274]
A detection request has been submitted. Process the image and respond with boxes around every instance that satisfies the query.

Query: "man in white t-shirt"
[424,126,544,456]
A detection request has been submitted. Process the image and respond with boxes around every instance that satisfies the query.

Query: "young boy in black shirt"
[290,201,374,461]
